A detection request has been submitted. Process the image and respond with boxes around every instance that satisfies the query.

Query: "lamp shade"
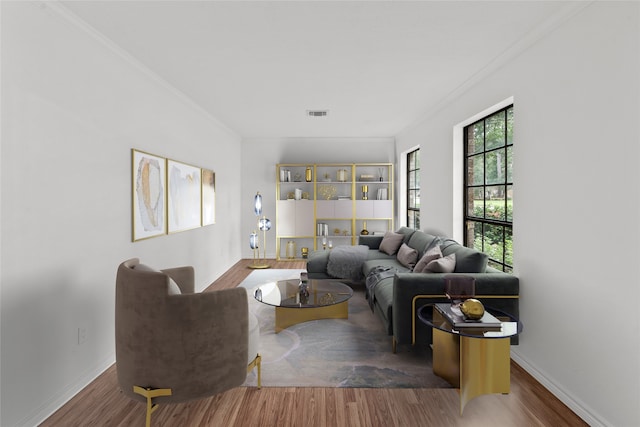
[258,218,271,231]
[254,192,262,216]
[249,231,258,249]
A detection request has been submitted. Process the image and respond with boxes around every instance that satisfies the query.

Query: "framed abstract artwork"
[167,159,202,233]
[202,168,216,226]
[132,149,167,241]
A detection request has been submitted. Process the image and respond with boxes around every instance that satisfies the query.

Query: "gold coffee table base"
[432,310,511,414]
[275,300,348,333]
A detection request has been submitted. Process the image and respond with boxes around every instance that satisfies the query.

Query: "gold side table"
[418,303,523,414]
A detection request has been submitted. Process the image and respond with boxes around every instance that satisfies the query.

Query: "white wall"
[1,3,243,426]
[396,3,640,426]
[241,138,395,259]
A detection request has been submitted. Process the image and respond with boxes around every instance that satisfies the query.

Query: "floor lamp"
[249,192,271,269]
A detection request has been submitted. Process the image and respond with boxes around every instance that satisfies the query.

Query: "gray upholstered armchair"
[115,258,261,426]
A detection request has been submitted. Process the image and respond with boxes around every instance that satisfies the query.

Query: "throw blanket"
[327,245,369,282]
[365,266,398,311]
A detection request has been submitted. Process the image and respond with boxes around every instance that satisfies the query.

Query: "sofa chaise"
[306,227,519,351]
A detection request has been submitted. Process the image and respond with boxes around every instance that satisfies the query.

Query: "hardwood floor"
[40,259,587,427]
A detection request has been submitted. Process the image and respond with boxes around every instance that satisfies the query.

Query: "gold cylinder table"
[417,303,523,414]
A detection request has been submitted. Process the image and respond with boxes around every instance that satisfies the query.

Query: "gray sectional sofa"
[306,227,519,351]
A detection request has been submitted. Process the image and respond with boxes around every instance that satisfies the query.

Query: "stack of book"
[376,188,388,200]
[434,303,502,329]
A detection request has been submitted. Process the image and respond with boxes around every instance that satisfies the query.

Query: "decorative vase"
[305,167,312,182]
[362,185,368,200]
[360,221,369,235]
[460,298,485,320]
[286,241,296,259]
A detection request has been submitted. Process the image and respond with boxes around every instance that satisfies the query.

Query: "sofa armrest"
[358,235,384,250]
[306,250,330,275]
[392,272,520,346]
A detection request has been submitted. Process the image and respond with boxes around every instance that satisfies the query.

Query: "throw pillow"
[378,231,405,256]
[397,243,418,269]
[414,245,442,273]
[134,263,182,295]
[425,253,456,273]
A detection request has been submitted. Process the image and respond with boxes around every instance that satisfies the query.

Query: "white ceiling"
[60,1,573,138]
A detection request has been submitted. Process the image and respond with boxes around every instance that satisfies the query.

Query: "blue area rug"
[240,269,450,389]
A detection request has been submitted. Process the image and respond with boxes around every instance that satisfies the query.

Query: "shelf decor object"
[286,240,296,259]
[249,192,271,269]
[318,184,337,200]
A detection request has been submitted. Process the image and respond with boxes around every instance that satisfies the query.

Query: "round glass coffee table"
[253,278,353,333]
[418,303,523,414]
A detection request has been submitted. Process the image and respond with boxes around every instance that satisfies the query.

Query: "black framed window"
[407,148,420,229]
[464,106,513,272]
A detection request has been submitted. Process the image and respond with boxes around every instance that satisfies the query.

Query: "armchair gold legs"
[132,356,261,427]
[248,353,262,388]
[133,386,172,427]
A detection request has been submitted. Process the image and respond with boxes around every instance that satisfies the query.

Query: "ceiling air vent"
[307,110,329,117]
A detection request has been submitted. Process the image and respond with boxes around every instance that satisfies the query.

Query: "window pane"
[506,145,513,183]
[506,185,513,222]
[407,148,420,229]
[467,188,484,218]
[409,189,421,209]
[485,111,506,150]
[409,210,420,230]
[485,149,506,185]
[466,220,482,251]
[505,227,513,267]
[488,259,503,270]
[467,154,484,186]
[506,107,514,145]
[486,186,506,221]
[409,171,416,188]
[467,122,484,155]
[484,224,504,262]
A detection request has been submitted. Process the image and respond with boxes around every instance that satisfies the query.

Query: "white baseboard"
[511,350,606,427]
[18,354,115,427]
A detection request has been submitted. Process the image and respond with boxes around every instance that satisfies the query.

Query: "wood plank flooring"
[40,259,587,427]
